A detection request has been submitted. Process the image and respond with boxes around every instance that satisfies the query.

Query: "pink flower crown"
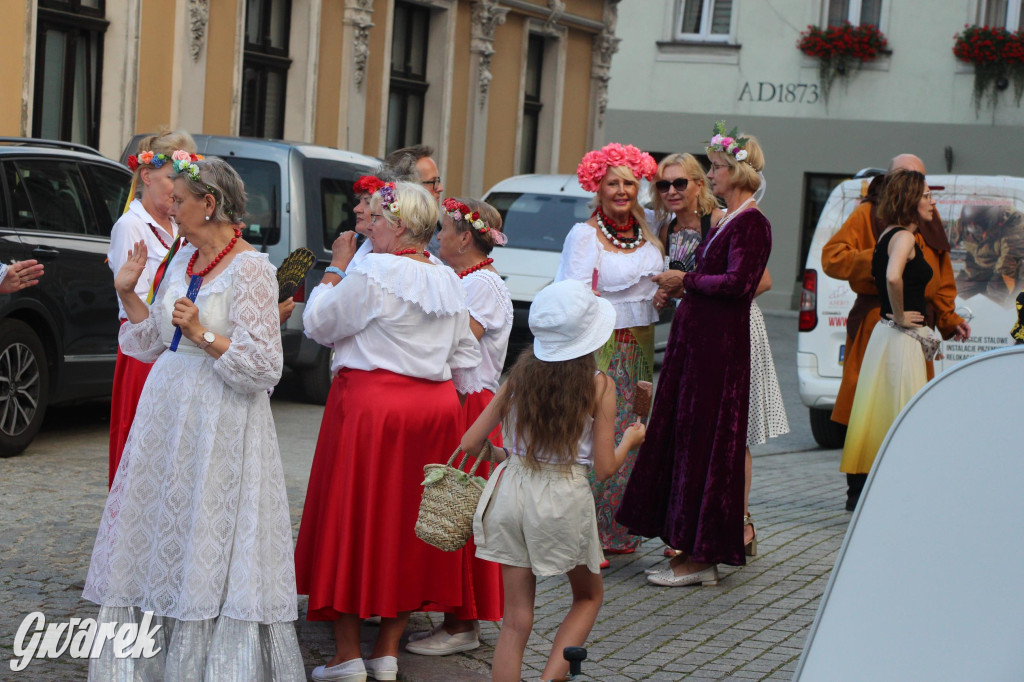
[576,143,657,193]
[441,198,508,246]
[706,121,751,163]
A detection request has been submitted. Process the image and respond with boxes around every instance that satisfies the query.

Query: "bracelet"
[325,266,346,279]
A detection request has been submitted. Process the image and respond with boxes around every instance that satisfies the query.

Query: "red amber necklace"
[393,248,430,258]
[187,228,241,277]
[458,258,494,278]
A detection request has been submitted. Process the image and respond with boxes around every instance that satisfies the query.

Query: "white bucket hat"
[530,279,616,362]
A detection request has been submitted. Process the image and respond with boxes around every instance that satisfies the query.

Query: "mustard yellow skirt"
[840,322,933,474]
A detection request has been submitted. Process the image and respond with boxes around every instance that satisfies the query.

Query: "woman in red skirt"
[296,181,483,682]
[106,130,198,486]
[402,198,512,656]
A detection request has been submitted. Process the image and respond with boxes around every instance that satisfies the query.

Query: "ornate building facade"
[0,0,621,196]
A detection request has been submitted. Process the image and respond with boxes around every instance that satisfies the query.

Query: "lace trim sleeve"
[212,253,284,394]
[463,271,513,331]
[118,282,167,363]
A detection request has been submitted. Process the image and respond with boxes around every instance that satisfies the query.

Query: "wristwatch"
[198,330,216,350]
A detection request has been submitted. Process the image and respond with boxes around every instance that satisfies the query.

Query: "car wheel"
[809,407,847,449]
[0,320,50,458]
[300,347,334,405]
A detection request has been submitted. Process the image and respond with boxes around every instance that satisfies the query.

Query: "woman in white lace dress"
[83,158,303,681]
[403,198,511,656]
[295,181,481,682]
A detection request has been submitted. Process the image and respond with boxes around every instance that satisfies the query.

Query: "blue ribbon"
[169,275,203,352]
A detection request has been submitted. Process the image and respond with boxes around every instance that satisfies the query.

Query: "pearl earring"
[205,215,210,221]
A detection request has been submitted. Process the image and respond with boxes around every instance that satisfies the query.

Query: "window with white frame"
[826,0,883,27]
[979,0,1024,29]
[674,0,733,42]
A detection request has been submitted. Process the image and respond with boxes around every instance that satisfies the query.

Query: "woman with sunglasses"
[649,154,725,311]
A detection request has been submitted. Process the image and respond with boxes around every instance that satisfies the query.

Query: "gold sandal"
[744,513,757,557]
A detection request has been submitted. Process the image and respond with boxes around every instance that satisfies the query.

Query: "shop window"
[519,34,545,175]
[33,0,107,148]
[799,173,849,279]
[386,1,431,153]
[240,0,292,139]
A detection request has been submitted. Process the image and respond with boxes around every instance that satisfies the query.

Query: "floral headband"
[354,175,385,196]
[706,121,751,162]
[171,158,237,219]
[441,198,508,246]
[576,142,657,193]
[127,149,201,171]
[377,182,400,217]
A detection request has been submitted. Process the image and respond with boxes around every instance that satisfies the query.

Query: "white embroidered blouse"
[451,270,513,395]
[554,222,663,329]
[303,254,481,380]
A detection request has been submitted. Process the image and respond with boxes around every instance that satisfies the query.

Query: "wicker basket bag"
[415,446,491,551]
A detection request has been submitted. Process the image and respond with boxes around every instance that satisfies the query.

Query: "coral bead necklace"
[149,225,171,250]
[595,207,643,250]
[393,248,430,258]
[458,258,494,278]
[187,228,242,277]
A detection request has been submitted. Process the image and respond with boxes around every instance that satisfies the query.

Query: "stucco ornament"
[344,0,375,89]
[591,1,621,126]
[188,0,209,62]
[471,0,509,107]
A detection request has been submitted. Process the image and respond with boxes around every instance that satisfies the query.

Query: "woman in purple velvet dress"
[616,123,771,586]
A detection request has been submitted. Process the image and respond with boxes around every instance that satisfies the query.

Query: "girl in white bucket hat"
[457,278,646,682]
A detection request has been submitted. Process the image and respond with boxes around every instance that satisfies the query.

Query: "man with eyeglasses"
[381,144,445,202]
[822,153,969,511]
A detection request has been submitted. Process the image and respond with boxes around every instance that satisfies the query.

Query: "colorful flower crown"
[377,182,400,217]
[706,121,751,162]
[354,175,385,196]
[127,149,201,171]
[172,158,203,182]
[441,198,508,246]
[576,143,657,193]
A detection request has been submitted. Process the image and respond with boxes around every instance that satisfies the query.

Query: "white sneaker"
[312,657,367,681]
[365,655,398,681]
[404,627,480,656]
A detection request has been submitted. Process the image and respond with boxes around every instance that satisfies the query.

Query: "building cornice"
[498,0,604,32]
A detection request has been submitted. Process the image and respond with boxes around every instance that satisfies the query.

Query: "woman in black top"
[840,170,938,479]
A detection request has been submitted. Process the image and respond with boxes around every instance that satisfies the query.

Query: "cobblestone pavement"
[0,311,853,681]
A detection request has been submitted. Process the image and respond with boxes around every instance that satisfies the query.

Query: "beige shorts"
[473,455,604,576]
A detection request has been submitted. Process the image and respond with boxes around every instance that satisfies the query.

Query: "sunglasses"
[655,178,689,193]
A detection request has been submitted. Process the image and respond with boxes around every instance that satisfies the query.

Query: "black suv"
[0,138,131,456]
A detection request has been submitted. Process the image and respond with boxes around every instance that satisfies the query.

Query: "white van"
[483,174,672,361]
[798,175,1024,448]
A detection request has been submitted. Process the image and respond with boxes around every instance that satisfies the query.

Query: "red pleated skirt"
[108,332,153,487]
[452,389,504,621]
[296,368,470,620]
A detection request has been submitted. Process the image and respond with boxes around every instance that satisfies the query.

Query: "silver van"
[122,135,378,403]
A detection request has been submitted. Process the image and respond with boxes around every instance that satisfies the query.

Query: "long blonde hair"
[498,349,597,468]
[590,165,664,255]
[650,153,718,226]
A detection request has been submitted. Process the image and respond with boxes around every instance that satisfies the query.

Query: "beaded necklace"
[393,248,430,258]
[594,207,643,250]
[149,225,171,250]
[458,258,494,278]
[187,228,241,277]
